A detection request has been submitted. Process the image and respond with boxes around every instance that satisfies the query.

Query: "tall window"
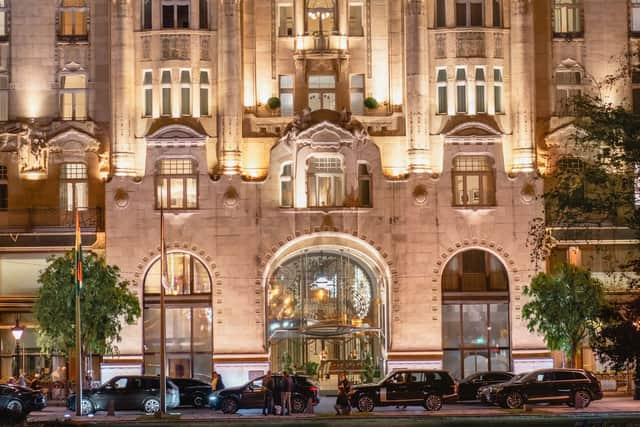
[349,2,364,36]
[163,0,190,29]
[350,74,365,115]
[0,165,7,210]
[59,0,87,39]
[308,75,336,111]
[436,0,446,28]
[633,0,640,34]
[0,74,7,122]
[358,163,371,207]
[632,70,640,114]
[199,0,208,29]
[553,0,582,36]
[555,69,582,116]
[143,71,153,117]
[492,0,502,27]
[279,75,294,116]
[493,68,503,114]
[156,159,198,209]
[200,70,210,116]
[452,156,496,207]
[180,70,191,116]
[60,163,88,211]
[0,0,8,40]
[437,68,448,115]
[456,0,483,27]
[60,74,87,120]
[278,3,294,37]
[456,67,467,114]
[306,156,344,207]
[306,0,337,35]
[161,70,172,117]
[142,0,152,29]
[475,67,486,114]
[280,163,293,208]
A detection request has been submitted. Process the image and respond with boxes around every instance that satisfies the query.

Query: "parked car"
[349,369,457,412]
[67,375,180,415]
[0,384,46,417]
[477,372,527,404]
[210,374,320,414]
[493,369,603,409]
[169,377,212,408]
[457,371,515,401]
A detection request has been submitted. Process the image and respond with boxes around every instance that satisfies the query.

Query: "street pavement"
[21,396,640,426]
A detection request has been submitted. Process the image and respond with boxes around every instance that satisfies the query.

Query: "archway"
[142,251,213,382]
[441,249,510,380]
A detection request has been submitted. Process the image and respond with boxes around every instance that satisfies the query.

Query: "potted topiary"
[267,97,281,116]
[364,96,378,110]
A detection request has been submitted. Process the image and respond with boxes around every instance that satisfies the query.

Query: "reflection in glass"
[145,253,211,295]
[442,305,461,348]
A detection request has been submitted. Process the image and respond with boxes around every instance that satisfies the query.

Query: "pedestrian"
[334,372,351,415]
[211,371,225,391]
[280,371,293,415]
[262,371,274,416]
[18,374,26,387]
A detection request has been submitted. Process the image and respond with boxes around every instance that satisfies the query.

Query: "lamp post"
[12,318,24,378]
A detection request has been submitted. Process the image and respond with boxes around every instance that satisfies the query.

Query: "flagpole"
[74,204,83,416]
[160,207,167,414]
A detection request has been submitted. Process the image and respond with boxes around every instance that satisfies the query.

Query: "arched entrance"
[142,251,213,382]
[441,249,510,380]
[265,238,388,387]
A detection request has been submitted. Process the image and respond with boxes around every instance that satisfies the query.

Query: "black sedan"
[169,378,212,408]
[457,371,515,401]
[0,384,46,418]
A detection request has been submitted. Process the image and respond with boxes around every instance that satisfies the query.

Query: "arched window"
[452,156,496,207]
[442,250,510,380]
[306,0,337,35]
[143,252,212,380]
[306,156,344,207]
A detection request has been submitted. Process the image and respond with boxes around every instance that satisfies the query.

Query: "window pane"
[280,75,294,89]
[456,2,467,26]
[454,175,464,205]
[0,184,7,210]
[199,0,208,29]
[489,303,509,347]
[351,74,364,88]
[492,0,501,26]
[163,5,174,28]
[161,70,172,84]
[464,350,489,376]
[308,92,321,111]
[438,86,448,114]
[358,178,370,207]
[192,308,212,352]
[436,0,446,27]
[162,87,172,115]
[470,2,482,26]
[75,92,87,119]
[144,88,153,116]
[192,353,211,383]
[193,258,211,293]
[476,85,485,113]
[437,69,448,82]
[351,93,364,115]
[443,350,461,381]
[186,177,197,208]
[181,87,191,115]
[494,86,503,113]
[177,5,190,28]
[475,68,485,81]
[61,12,73,35]
[443,305,461,348]
[349,5,363,36]
[74,12,86,35]
[281,180,293,207]
[0,90,7,121]
[279,5,294,36]
[456,86,467,113]
[466,175,480,204]
[166,308,191,352]
[200,88,209,116]
[143,0,153,29]
[170,178,184,208]
[462,304,488,347]
[76,182,88,208]
[490,348,510,372]
[633,7,640,32]
[200,71,210,85]
[61,93,73,120]
[281,93,293,116]
[180,70,191,84]
[144,308,160,352]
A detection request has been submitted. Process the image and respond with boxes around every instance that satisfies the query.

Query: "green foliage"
[360,352,376,384]
[304,361,319,376]
[281,352,294,374]
[522,263,605,367]
[591,295,640,380]
[33,251,141,356]
[267,97,281,110]
[364,97,378,110]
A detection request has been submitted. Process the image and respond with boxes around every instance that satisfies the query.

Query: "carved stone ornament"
[223,186,240,208]
[281,109,369,149]
[520,180,536,204]
[114,188,130,208]
[412,184,428,206]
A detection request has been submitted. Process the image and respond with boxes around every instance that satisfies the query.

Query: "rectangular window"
[307,157,344,207]
[199,0,208,29]
[308,75,336,111]
[456,68,467,114]
[180,69,191,116]
[161,70,172,116]
[278,4,294,37]
[60,163,89,211]
[0,75,7,121]
[633,0,640,33]
[163,1,190,29]
[143,0,152,29]
[280,163,293,207]
[493,68,503,114]
[456,0,483,27]
[350,74,365,115]
[437,68,448,115]
[0,0,8,39]
[358,163,371,207]
[200,70,210,116]
[279,75,294,116]
[492,0,502,27]
[452,156,496,207]
[156,159,198,210]
[0,165,7,210]
[555,70,582,115]
[349,3,364,36]
[475,67,486,114]
[60,0,87,38]
[60,74,87,120]
[553,0,582,35]
[143,71,153,117]
[436,0,446,27]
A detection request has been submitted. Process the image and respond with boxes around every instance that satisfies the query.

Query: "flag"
[160,208,169,291]
[74,208,83,293]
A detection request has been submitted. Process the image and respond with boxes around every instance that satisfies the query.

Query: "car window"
[113,378,128,389]
[128,377,143,390]
[388,372,409,384]
[541,372,555,382]
[250,378,264,389]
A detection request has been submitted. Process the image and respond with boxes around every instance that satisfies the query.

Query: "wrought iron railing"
[0,208,103,231]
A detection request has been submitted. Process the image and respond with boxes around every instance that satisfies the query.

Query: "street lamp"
[12,318,24,378]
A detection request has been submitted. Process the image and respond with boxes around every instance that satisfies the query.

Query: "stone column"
[111,0,136,176]
[338,0,348,35]
[219,0,242,175]
[295,0,305,36]
[510,0,535,173]
[243,0,256,108]
[405,0,430,173]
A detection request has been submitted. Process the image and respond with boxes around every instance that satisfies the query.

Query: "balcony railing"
[0,208,103,232]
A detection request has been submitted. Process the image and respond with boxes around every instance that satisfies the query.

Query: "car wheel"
[143,398,161,414]
[291,396,305,413]
[357,395,374,413]
[80,398,94,416]
[423,394,443,411]
[505,392,524,409]
[5,400,23,416]
[573,390,591,408]
[192,393,205,409]
[220,397,238,414]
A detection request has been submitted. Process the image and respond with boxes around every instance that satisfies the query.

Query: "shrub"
[364,97,378,110]
[267,97,281,110]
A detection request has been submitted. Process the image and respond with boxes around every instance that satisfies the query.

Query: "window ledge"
[154,208,199,213]
[552,33,584,42]
[279,207,373,213]
[452,205,496,211]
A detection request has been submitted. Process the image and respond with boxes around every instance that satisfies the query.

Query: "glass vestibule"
[441,249,510,380]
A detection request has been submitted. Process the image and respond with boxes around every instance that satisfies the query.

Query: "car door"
[241,377,265,409]
[384,372,409,403]
[526,371,555,402]
[407,372,428,401]
[126,377,147,410]
[95,377,129,410]
[551,371,578,402]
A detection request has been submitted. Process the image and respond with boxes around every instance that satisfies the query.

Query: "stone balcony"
[137,30,212,63]
[431,28,509,60]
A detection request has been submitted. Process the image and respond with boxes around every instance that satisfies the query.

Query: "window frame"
[553,0,583,37]
[306,155,344,208]
[143,70,153,118]
[493,67,504,114]
[162,0,190,29]
[554,67,583,116]
[436,67,448,115]
[59,0,88,40]
[455,67,468,114]
[0,0,9,41]
[199,70,210,117]
[279,75,295,116]
[456,0,483,27]
[357,162,372,208]
[350,74,365,115]
[60,72,88,121]
[0,164,7,211]
[475,66,486,114]
[280,162,293,208]
[451,155,496,208]
[180,69,192,116]
[155,158,199,210]
[308,74,336,111]
[161,69,172,117]
[60,162,89,212]
[278,2,294,37]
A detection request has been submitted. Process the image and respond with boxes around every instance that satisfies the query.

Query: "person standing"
[334,372,351,415]
[280,371,293,415]
[211,371,225,391]
[262,371,274,416]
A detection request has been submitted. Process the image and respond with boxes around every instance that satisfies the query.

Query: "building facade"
[0,0,636,388]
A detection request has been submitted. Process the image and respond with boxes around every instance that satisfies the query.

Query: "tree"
[33,250,140,357]
[522,263,606,367]
[590,295,640,382]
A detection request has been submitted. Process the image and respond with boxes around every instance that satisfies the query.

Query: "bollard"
[107,399,116,416]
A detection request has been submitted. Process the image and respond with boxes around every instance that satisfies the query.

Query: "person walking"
[262,371,275,416]
[334,372,351,415]
[211,371,225,391]
[280,371,293,415]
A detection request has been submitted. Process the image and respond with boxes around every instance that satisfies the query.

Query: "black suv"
[210,374,320,414]
[349,369,457,412]
[457,371,515,401]
[493,369,603,409]
[169,378,212,408]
